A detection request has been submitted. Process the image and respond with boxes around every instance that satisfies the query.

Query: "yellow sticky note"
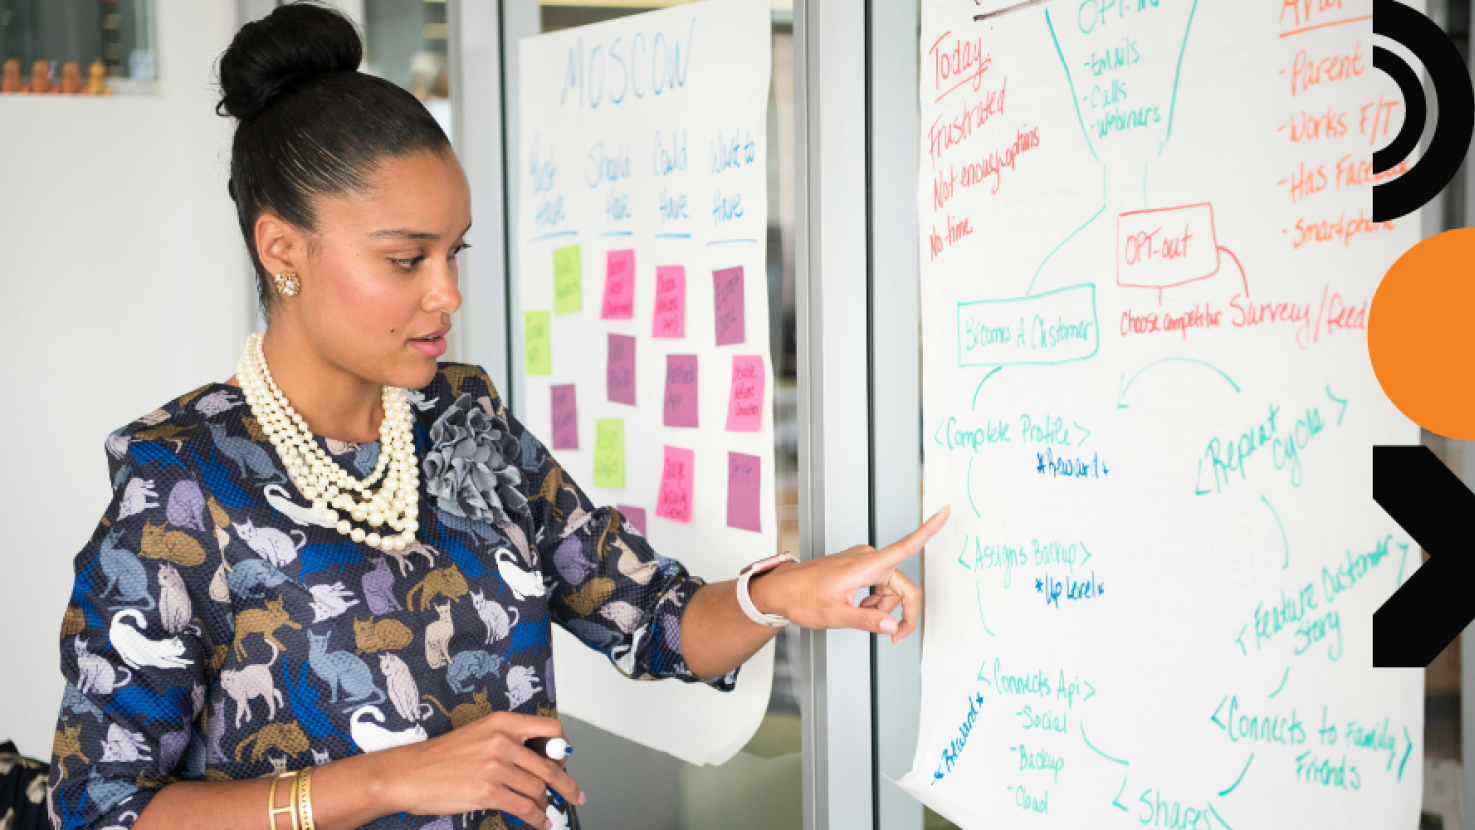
[554,245,582,315]
[524,311,551,376]
[593,419,625,489]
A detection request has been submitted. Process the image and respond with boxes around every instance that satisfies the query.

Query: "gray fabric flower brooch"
[422,393,529,525]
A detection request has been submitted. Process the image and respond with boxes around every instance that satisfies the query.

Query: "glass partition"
[356,0,454,139]
[533,3,803,828]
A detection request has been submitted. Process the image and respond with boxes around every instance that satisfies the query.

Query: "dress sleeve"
[49,435,233,829]
[469,369,737,691]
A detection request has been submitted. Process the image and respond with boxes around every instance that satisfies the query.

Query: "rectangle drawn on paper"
[956,284,1098,367]
[1116,204,1220,290]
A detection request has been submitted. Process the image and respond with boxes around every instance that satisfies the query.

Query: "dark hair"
[216,2,452,317]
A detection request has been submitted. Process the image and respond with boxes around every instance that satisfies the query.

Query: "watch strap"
[737,552,793,627]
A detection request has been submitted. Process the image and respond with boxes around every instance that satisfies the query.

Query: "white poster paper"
[515,0,775,766]
[900,1,1426,827]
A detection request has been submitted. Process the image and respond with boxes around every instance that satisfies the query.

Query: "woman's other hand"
[382,712,584,829]
[750,506,950,645]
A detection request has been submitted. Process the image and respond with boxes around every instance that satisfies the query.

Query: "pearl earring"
[273,272,301,297]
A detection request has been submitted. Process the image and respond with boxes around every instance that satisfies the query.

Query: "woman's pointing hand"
[749,506,951,645]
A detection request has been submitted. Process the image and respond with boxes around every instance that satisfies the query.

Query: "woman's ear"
[254,213,304,278]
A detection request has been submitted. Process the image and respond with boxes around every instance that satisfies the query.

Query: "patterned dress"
[47,363,736,830]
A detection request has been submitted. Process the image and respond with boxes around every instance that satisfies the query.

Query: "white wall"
[0,0,249,759]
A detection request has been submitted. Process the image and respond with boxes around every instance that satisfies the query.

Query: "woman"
[46,5,947,829]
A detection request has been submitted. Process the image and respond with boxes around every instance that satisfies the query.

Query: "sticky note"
[727,452,762,532]
[652,265,686,338]
[655,445,695,523]
[617,505,647,537]
[524,311,551,376]
[550,384,578,450]
[725,355,765,431]
[663,355,699,428]
[607,333,636,405]
[553,245,582,315]
[713,266,745,346]
[593,419,625,489]
[601,249,635,320]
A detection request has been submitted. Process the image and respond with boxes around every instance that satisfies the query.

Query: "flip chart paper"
[653,265,687,338]
[602,249,636,319]
[617,505,648,537]
[553,245,582,315]
[655,445,696,523]
[664,355,700,428]
[726,451,761,532]
[607,334,636,406]
[725,355,765,432]
[592,419,624,489]
[550,384,579,450]
[713,266,745,346]
[515,0,775,766]
[899,2,1426,827]
[524,311,552,376]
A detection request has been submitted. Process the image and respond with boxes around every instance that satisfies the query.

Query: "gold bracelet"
[267,771,300,830]
[296,765,316,830]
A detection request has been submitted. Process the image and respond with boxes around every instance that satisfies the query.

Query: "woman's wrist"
[363,745,407,817]
[747,561,795,621]
[317,744,401,826]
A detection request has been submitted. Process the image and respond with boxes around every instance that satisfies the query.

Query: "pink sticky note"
[713,266,746,346]
[550,384,578,450]
[652,265,686,338]
[725,356,765,431]
[617,505,647,537]
[601,249,635,320]
[655,446,695,523]
[663,355,699,428]
[727,452,762,532]
[607,333,636,405]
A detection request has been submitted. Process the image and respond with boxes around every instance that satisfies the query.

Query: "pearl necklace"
[237,332,419,551]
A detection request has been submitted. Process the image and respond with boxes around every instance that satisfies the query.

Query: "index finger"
[877,505,951,567]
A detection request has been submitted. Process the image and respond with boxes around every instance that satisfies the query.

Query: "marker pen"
[525,737,574,761]
[524,737,575,807]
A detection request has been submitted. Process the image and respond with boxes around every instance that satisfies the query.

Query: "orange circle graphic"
[1370,227,1475,439]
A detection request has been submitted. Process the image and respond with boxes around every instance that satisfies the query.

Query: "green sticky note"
[593,419,625,489]
[553,245,582,315]
[524,311,551,376]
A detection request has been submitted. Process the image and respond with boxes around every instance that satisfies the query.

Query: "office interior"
[0,1,1469,828]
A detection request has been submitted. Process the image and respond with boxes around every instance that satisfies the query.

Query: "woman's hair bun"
[217,2,363,120]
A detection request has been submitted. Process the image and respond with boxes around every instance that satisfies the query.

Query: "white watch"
[737,552,794,627]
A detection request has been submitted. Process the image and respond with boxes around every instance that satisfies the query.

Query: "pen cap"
[525,736,574,760]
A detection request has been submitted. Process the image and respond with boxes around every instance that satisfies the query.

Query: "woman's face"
[283,148,472,392]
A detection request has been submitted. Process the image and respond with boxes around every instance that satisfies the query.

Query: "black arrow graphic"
[1372,446,1475,667]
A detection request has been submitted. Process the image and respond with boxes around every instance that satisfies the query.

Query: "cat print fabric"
[49,364,733,830]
